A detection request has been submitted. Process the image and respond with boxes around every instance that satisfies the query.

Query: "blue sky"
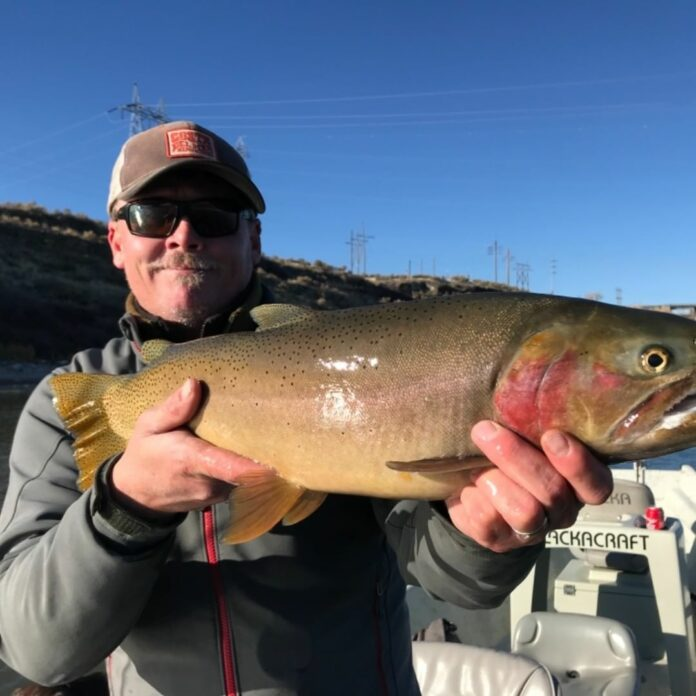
[1,1,695,306]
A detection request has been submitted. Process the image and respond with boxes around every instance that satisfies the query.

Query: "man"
[0,121,612,695]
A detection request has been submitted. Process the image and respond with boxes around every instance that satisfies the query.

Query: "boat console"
[509,478,696,696]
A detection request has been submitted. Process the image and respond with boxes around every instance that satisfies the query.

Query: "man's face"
[107,173,261,327]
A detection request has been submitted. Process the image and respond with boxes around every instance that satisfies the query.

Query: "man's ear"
[107,220,126,270]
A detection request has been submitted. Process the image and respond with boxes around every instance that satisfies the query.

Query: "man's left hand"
[445,421,613,553]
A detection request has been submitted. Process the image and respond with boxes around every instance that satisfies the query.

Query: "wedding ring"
[511,514,549,542]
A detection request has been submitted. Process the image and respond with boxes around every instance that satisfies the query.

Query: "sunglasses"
[114,199,255,238]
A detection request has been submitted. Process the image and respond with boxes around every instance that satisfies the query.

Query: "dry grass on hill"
[0,202,509,361]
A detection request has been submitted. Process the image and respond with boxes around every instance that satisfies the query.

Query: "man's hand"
[110,378,269,520]
[445,420,614,553]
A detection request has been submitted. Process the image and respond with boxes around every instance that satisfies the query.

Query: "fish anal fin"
[224,476,305,544]
[282,490,328,526]
[386,456,490,474]
[250,304,316,331]
[50,373,127,490]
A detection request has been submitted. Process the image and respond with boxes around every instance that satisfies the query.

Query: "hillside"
[0,202,509,361]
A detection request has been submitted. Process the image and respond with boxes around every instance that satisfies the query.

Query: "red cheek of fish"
[495,351,630,444]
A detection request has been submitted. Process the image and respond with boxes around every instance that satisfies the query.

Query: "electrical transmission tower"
[515,262,531,291]
[346,228,375,274]
[110,83,169,136]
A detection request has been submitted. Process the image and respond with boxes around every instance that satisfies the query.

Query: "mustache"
[149,252,220,272]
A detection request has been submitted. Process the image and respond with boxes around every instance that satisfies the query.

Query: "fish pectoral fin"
[283,490,328,526]
[224,475,306,544]
[386,456,490,474]
[250,303,316,330]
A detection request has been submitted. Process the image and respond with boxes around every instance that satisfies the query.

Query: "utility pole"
[487,241,500,282]
[615,288,623,305]
[109,83,168,136]
[355,227,374,274]
[550,258,558,295]
[346,231,357,273]
[504,248,514,286]
[346,228,374,274]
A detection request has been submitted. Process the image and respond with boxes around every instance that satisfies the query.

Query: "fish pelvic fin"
[250,303,316,331]
[50,373,127,491]
[283,490,328,526]
[224,474,306,544]
[386,456,490,474]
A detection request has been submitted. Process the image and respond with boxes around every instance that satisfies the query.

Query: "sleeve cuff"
[90,455,185,550]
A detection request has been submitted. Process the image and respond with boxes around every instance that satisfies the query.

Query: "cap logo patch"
[165,129,217,160]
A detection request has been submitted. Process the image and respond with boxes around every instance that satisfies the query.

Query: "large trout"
[51,292,696,542]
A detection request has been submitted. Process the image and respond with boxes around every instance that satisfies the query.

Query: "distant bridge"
[634,304,696,320]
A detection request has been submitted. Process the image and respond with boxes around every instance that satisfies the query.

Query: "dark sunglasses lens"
[188,203,240,238]
[129,203,178,238]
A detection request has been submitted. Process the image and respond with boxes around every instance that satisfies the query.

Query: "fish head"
[493,301,696,462]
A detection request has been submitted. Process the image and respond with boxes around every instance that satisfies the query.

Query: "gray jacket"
[0,297,541,695]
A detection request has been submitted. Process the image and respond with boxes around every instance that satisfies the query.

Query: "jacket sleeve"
[373,498,543,610]
[0,366,178,686]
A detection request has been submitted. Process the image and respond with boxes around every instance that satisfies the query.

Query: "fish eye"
[640,346,671,374]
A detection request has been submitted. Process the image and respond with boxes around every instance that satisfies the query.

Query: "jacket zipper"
[203,506,238,696]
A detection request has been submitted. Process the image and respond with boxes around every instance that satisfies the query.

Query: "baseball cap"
[107,121,265,215]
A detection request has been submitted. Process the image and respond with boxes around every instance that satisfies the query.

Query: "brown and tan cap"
[107,121,265,215]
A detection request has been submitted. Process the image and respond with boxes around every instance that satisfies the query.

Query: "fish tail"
[50,372,128,490]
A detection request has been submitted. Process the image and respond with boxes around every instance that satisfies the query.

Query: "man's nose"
[165,216,203,249]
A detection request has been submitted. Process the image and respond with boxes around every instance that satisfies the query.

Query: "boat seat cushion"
[412,640,559,696]
[512,612,639,696]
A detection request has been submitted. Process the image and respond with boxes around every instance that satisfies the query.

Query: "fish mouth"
[612,375,696,445]
[660,391,696,429]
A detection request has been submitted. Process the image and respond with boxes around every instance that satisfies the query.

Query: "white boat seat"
[412,640,559,696]
[512,612,639,696]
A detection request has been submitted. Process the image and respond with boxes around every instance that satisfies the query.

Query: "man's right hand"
[109,378,270,520]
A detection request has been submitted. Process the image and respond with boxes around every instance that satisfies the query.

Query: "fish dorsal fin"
[224,473,306,544]
[141,339,173,364]
[386,456,490,474]
[250,303,316,331]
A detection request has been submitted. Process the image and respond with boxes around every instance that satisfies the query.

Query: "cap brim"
[114,160,266,214]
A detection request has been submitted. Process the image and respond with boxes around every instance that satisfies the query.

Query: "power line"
[162,70,695,107]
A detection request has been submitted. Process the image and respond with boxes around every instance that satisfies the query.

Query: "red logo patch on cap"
[165,129,217,160]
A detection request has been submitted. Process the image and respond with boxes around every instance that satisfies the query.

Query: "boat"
[408,461,696,695]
